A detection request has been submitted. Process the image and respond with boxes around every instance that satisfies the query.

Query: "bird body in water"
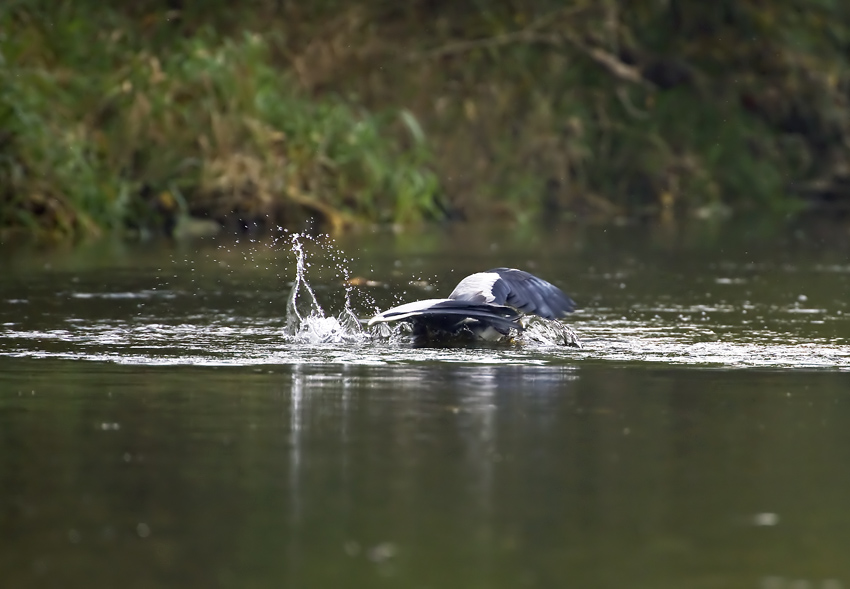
[368,268,577,343]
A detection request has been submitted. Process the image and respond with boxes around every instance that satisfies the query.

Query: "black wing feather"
[482,268,575,319]
[381,300,521,333]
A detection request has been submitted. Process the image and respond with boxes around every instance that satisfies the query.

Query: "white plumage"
[448,272,501,303]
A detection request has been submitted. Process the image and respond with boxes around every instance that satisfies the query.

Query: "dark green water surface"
[1,221,849,588]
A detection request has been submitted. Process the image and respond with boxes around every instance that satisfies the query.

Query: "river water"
[1,220,849,588]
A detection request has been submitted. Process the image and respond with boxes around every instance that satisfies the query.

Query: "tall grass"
[0,4,441,239]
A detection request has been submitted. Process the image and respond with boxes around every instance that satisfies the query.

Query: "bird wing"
[367,299,455,325]
[448,268,575,320]
[367,298,519,330]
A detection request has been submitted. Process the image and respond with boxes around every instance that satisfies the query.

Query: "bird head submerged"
[368,268,577,343]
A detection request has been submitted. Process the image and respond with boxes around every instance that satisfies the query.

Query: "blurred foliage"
[2,0,850,240]
[361,0,850,221]
[0,0,441,240]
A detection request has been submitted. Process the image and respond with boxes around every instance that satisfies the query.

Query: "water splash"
[365,314,582,347]
[279,232,582,347]
[284,233,366,344]
[519,316,582,348]
[284,234,324,335]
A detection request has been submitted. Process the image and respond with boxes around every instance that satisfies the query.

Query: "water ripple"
[1,308,848,368]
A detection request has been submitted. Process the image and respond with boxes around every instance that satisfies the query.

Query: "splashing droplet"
[285,234,325,336]
[283,233,368,344]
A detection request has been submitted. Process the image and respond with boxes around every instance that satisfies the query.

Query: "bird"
[367,267,576,342]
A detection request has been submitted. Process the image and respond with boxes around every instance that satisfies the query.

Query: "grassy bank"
[0,2,441,240]
[2,1,850,241]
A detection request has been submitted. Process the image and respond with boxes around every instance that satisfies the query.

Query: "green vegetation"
[0,2,440,239]
[381,1,850,221]
[2,1,850,241]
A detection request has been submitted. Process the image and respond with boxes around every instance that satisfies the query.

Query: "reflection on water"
[1,222,850,587]
[1,360,849,588]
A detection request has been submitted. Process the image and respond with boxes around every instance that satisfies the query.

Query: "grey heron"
[368,268,576,341]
